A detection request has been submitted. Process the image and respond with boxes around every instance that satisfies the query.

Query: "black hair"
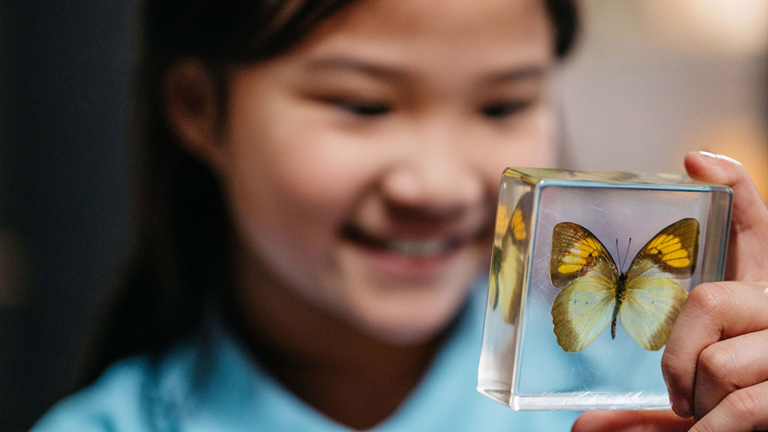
[85,0,579,385]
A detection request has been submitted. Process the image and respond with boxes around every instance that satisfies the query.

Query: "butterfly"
[489,192,533,324]
[549,218,699,352]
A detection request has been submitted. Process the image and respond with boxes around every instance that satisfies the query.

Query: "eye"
[332,99,391,117]
[481,101,532,119]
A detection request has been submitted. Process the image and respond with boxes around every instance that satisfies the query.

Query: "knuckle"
[734,158,750,179]
[698,344,736,386]
[661,352,683,382]
[723,387,760,420]
[688,282,731,317]
[689,421,717,432]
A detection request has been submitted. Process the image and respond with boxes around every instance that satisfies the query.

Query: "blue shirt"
[31,289,579,431]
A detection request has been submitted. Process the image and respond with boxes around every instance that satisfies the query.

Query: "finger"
[661,281,768,418]
[684,151,768,281]
[689,380,768,432]
[571,411,693,432]
[694,329,768,420]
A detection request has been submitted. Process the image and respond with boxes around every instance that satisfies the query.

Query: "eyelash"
[480,101,532,119]
[330,99,392,117]
[323,98,532,120]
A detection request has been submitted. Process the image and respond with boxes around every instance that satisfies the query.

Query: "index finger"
[661,281,768,418]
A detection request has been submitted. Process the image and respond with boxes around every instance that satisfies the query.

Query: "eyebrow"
[303,56,548,85]
[303,57,410,83]
[483,66,548,85]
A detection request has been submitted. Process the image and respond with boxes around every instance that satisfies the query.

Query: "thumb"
[684,151,768,281]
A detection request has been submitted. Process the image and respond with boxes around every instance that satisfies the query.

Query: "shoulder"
[394,285,579,432]
[30,356,156,432]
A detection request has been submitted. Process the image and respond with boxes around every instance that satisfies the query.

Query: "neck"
[229,245,446,430]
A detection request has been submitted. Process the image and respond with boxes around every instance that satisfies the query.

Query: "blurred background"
[0,0,766,430]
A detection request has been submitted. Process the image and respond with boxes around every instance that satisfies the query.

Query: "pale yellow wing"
[620,218,698,350]
[497,237,525,323]
[551,274,617,352]
[488,245,500,309]
[620,277,688,351]
[492,193,533,324]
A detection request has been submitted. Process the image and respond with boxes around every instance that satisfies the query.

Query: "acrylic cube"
[477,168,732,411]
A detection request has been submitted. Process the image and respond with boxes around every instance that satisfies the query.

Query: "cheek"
[224,134,355,253]
[510,103,557,167]
[220,101,394,293]
[224,101,348,230]
[480,105,557,192]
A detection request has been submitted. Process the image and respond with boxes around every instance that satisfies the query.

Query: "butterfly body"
[610,272,637,339]
[550,218,700,352]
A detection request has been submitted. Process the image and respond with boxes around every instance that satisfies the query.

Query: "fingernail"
[764,287,768,295]
[670,395,691,417]
[698,151,719,165]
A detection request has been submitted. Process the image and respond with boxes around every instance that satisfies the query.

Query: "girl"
[32,0,768,431]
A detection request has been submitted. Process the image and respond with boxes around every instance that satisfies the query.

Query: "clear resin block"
[478,168,732,411]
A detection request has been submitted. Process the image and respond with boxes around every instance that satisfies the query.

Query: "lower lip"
[349,243,464,279]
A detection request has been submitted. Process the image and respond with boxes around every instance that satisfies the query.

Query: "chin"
[346,285,472,345]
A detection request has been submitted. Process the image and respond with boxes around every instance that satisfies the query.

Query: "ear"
[163,60,226,171]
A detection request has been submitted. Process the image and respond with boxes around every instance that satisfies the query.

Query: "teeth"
[385,239,452,257]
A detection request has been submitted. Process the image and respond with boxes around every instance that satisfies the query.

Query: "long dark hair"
[85,0,579,385]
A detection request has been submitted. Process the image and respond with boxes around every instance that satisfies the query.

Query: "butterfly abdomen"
[611,273,629,339]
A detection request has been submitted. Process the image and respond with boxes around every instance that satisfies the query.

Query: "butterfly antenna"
[622,238,632,272]
[615,238,622,271]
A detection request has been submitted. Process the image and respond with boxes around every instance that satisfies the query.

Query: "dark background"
[0,1,135,430]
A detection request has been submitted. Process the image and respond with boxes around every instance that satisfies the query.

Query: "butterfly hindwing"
[551,274,617,352]
[626,218,700,280]
[621,277,688,351]
[493,192,533,323]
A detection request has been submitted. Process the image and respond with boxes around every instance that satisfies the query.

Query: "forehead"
[290,0,554,69]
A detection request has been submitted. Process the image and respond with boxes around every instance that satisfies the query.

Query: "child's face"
[218,0,556,343]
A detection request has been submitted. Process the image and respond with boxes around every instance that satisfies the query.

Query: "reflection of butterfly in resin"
[489,192,533,324]
[550,218,700,352]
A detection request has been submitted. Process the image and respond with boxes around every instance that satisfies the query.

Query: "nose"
[381,125,486,218]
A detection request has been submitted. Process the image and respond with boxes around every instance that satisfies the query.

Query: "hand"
[573,152,768,432]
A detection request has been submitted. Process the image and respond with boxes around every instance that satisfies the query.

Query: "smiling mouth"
[385,239,454,257]
[340,224,487,258]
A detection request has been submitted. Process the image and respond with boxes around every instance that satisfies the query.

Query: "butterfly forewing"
[626,218,700,280]
[550,222,619,289]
